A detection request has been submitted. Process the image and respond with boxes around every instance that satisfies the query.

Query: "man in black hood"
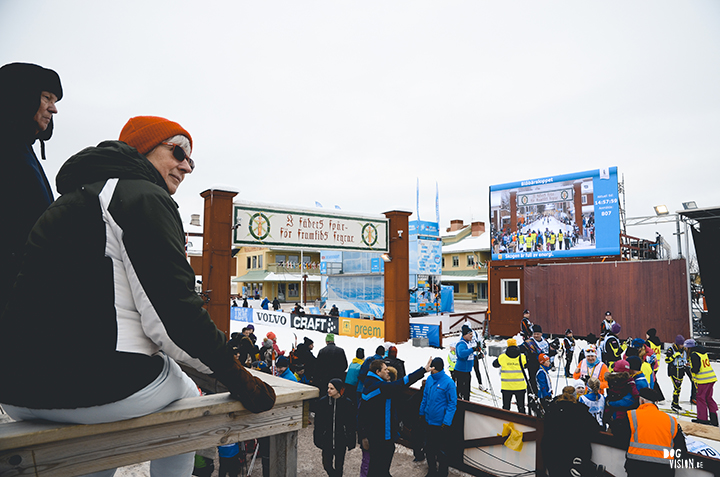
[0,62,62,313]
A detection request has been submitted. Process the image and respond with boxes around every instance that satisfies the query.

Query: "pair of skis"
[660,406,697,419]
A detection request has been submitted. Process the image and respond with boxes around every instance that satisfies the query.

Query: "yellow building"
[441,220,490,303]
[231,247,321,302]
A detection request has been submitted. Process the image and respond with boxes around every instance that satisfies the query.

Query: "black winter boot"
[710,412,719,427]
[692,418,712,425]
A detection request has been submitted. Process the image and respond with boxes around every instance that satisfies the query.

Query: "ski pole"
[480,352,499,408]
[247,439,260,476]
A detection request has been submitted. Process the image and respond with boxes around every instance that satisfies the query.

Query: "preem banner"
[490,167,620,260]
[233,202,388,252]
[339,317,385,339]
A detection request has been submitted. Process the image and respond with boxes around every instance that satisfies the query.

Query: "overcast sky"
[3,1,719,256]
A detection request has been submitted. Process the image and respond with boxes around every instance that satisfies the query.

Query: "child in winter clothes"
[579,377,605,427]
[536,353,553,403]
[604,359,639,424]
[217,442,241,477]
[265,331,284,357]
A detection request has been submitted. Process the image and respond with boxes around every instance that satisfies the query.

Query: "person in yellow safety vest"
[558,230,564,250]
[531,231,537,252]
[614,387,686,477]
[492,338,527,414]
[447,346,457,383]
[685,339,718,426]
[549,232,556,250]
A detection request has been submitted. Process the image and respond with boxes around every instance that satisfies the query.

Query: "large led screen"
[490,167,620,260]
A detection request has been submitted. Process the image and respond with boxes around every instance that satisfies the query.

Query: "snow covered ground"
[245,320,720,453]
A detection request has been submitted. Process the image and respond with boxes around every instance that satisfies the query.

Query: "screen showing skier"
[489,167,620,260]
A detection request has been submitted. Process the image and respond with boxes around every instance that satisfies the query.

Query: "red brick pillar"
[574,182,584,235]
[510,191,517,233]
[383,210,411,343]
[200,189,237,337]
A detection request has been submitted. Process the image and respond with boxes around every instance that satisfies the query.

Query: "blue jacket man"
[356,345,386,394]
[359,358,430,476]
[454,325,475,400]
[276,356,298,382]
[419,360,457,427]
[420,357,457,477]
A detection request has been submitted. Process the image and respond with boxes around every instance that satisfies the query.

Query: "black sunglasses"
[162,142,195,171]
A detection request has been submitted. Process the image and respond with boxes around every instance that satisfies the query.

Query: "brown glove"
[215,357,276,413]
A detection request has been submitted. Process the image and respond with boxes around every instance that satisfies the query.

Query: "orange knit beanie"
[119,116,192,156]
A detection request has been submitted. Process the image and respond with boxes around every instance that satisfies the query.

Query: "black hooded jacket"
[0,141,276,411]
[0,63,63,313]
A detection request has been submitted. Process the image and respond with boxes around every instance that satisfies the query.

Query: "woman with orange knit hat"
[0,116,276,477]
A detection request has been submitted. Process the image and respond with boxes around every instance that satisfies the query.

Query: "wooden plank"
[0,402,303,477]
[681,422,720,441]
[0,370,318,451]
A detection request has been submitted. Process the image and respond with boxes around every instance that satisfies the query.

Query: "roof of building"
[442,232,490,253]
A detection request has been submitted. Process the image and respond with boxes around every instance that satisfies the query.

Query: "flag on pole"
[416,178,421,221]
[435,181,440,225]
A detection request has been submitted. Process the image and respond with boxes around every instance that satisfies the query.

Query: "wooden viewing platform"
[0,370,318,476]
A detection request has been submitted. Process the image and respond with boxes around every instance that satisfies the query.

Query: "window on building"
[258,255,263,269]
[480,283,488,299]
[582,195,588,205]
[246,257,251,269]
[452,283,459,293]
[467,255,475,267]
[276,254,285,265]
[442,256,445,268]
[289,283,299,297]
[501,278,520,304]
[289,255,299,267]
[452,256,459,267]
[252,256,257,269]
[467,283,475,294]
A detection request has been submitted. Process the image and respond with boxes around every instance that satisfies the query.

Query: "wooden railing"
[0,370,318,476]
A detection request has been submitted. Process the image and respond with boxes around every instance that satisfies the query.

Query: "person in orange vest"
[685,339,718,426]
[612,387,686,477]
[573,345,608,395]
